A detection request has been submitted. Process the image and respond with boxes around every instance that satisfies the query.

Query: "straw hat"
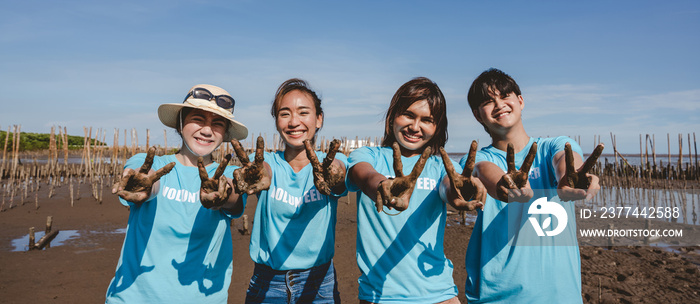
[158,84,248,141]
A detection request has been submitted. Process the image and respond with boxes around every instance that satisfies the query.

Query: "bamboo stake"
[2,125,9,175]
[63,127,69,166]
[679,134,683,179]
[70,177,74,207]
[45,216,53,249]
[28,227,35,249]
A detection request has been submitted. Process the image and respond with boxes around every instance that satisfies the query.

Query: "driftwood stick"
[32,230,59,251]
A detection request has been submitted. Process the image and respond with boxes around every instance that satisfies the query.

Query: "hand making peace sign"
[496,142,537,203]
[557,143,604,201]
[304,139,346,196]
[198,155,233,209]
[376,143,431,213]
[111,146,175,204]
[232,136,271,195]
[440,140,486,211]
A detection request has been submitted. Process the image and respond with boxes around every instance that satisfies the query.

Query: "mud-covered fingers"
[139,146,157,174]
[246,175,271,195]
[322,139,341,170]
[217,175,232,201]
[232,169,248,194]
[197,157,209,182]
[578,143,605,177]
[585,174,600,201]
[231,139,250,165]
[476,181,487,209]
[117,191,148,204]
[304,140,324,172]
[503,174,518,189]
[150,162,175,185]
[112,171,133,194]
[212,154,231,180]
[391,142,404,177]
[564,143,577,183]
[254,136,265,164]
[497,184,510,202]
[520,142,537,175]
[375,189,384,213]
[462,140,478,177]
[408,146,432,179]
[439,148,461,189]
[506,143,516,173]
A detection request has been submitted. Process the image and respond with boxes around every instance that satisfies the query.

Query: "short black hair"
[467,68,521,111]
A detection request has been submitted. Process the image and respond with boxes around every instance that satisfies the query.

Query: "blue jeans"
[245,260,340,303]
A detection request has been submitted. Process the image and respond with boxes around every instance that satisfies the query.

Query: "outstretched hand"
[440,141,486,211]
[199,155,233,209]
[558,143,604,201]
[232,136,271,195]
[304,139,345,196]
[376,143,431,213]
[112,146,175,204]
[496,142,537,203]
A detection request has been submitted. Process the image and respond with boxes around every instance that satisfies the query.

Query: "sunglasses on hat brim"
[183,87,235,112]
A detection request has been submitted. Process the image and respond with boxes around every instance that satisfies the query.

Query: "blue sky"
[1,0,698,154]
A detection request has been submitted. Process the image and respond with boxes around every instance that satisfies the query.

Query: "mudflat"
[0,183,698,303]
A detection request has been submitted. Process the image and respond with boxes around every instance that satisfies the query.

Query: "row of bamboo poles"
[0,125,382,212]
[580,133,699,226]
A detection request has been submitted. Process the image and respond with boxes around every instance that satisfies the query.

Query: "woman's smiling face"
[275,89,323,150]
[392,99,436,157]
[181,108,227,156]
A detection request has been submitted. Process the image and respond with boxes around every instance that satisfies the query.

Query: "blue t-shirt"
[106,154,243,304]
[347,146,459,303]
[460,137,583,304]
[249,150,348,270]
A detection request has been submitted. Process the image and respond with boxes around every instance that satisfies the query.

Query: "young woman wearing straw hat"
[235,78,347,303]
[106,84,248,303]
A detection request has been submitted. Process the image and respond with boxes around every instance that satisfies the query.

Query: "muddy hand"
[305,139,345,196]
[440,141,486,211]
[111,146,175,204]
[558,143,604,201]
[199,155,233,209]
[232,136,271,195]
[495,142,536,202]
[376,143,431,212]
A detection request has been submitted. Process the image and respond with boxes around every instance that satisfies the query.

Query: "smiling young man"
[461,68,602,303]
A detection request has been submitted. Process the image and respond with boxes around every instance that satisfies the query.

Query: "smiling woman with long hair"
[347,77,484,304]
[238,78,347,303]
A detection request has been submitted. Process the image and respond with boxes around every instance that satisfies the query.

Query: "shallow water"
[10,228,126,252]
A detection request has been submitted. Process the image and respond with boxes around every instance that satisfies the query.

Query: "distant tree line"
[0,131,106,151]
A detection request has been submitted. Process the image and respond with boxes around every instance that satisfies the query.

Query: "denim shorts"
[245,260,340,303]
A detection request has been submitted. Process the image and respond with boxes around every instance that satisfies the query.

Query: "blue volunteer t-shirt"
[347,146,459,304]
[461,136,584,304]
[249,150,348,270]
[106,154,243,304]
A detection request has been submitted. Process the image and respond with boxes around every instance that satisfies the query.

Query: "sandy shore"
[0,182,699,303]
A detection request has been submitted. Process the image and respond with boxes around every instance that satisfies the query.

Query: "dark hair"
[271,78,323,121]
[467,68,521,111]
[381,77,447,155]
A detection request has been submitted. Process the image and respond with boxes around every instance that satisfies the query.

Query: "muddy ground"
[0,183,699,303]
